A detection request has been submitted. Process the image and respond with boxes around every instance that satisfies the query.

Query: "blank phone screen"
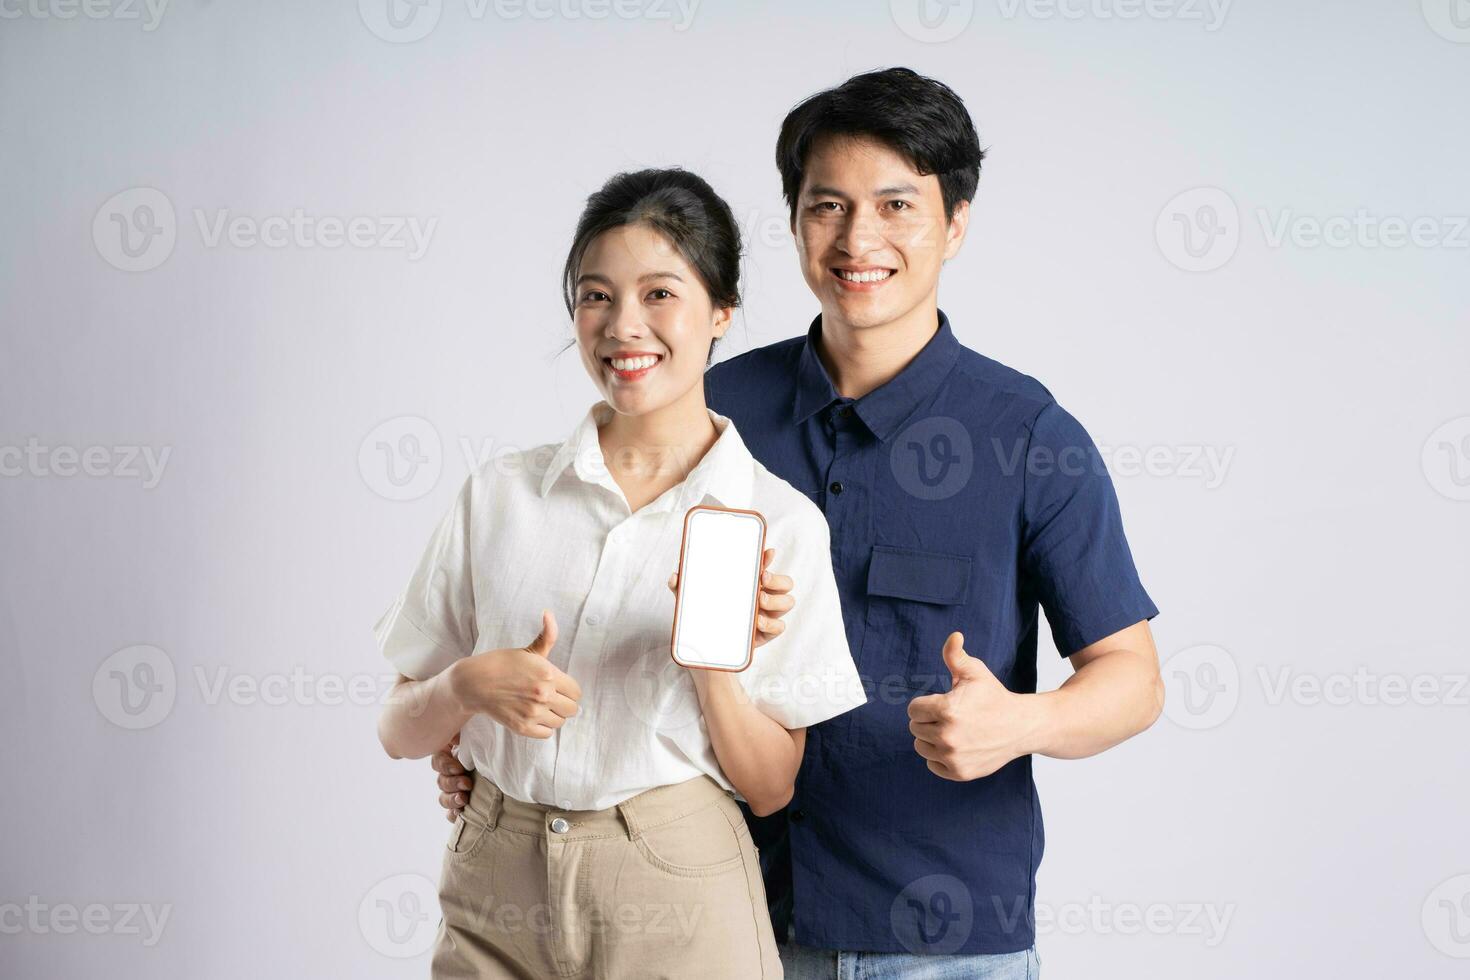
[672,508,765,670]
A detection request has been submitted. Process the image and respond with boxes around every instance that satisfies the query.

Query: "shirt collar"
[791,308,962,442]
[538,399,756,512]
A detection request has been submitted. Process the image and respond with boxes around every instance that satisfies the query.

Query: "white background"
[2,1,1467,976]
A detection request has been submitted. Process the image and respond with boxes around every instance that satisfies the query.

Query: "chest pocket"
[859,545,972,695]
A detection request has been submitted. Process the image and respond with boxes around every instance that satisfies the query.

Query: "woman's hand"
[667,547,795,647]
[447,609,582,738]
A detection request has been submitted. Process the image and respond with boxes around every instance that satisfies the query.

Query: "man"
[435,67,1162,977]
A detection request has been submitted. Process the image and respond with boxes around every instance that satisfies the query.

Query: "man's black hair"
[775,67,985,222]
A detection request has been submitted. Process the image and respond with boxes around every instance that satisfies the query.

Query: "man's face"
[792,134,968,333]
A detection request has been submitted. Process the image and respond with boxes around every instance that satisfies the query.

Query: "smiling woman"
[372,167,868,979]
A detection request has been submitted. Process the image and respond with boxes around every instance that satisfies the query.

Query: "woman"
[374,168,867,979]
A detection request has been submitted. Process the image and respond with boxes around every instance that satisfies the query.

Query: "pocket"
[860,545,971,694]
[633,799,747,879]
[445,810,491,858]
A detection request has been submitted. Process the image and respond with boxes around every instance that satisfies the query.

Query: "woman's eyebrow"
[575,271,685,285]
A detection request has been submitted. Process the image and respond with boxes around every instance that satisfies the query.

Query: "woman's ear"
[711,305,734,340]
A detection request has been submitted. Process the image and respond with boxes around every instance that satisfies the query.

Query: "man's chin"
[824,293,904,331]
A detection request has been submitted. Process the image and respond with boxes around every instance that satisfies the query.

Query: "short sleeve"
[738,505,868,729]
[1020,402,1158,656]
[372,474,479,680]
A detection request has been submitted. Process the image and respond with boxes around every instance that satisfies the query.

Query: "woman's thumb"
[525,609,558,657]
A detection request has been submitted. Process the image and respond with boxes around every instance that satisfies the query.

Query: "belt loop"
[483,778,503,831]
[615,798,642,841]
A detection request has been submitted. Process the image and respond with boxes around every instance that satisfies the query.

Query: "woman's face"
[573,222,731,418]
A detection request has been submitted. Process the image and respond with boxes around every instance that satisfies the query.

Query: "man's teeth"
[610,355,660,371]
[836,269,893,283]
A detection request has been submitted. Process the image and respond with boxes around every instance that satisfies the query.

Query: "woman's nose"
[606,301,646,339]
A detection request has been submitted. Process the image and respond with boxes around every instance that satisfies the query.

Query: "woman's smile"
[603,351,664,382]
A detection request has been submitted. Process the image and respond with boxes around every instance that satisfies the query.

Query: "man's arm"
[908,619,1163,781]
[1029,619,1163,760]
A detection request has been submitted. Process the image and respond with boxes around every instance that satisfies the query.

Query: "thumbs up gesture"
[446,609,583,739]
[907,631,1035,781]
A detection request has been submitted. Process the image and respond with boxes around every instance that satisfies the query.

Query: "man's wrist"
[1015,688,1062,759]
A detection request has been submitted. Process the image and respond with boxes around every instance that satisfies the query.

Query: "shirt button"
[839,405,853,419]
[829,481,844,495]
[585,614,601,626]
[550,817,570,834]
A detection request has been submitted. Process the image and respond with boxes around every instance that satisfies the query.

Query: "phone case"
[669,504,767,672]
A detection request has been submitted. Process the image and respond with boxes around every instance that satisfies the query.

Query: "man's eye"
[647,288,673,301]
[888,200,912,211]
[812,202,841,213]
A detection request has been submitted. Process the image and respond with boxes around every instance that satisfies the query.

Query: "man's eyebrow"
[804,182,921,198]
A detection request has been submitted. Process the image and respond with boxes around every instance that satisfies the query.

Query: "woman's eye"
[582,290,609,303]
[647,288,673,301]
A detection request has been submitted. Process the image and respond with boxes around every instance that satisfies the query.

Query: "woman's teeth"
[835,269,893,283]
[609,355,660,371]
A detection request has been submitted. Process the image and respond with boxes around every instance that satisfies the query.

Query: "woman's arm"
[378,610,582,760]
[690,668,806,816]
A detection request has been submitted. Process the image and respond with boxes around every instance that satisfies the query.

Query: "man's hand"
[447,609,581,738]
[907,632,1038,781]
[433,735,473,822]
[667,547,795,648]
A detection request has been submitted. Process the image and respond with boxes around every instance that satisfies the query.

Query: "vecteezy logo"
[889,0,974,42]
[1423,0,1470,42]
[93,645,177,729]
[890,416,974,501]
[359,872,440,957]
[1162,643,1239,730]
[623,647,702,732]
[1422,416,1470,501]
[1423,874,1470,957]
[359,0,443,42]
[358,416,443,501]
[93,188,177,272]
[1155,187,1240,272]
[890,874,974,954]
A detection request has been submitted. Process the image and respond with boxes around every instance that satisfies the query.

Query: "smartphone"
[670,504,768,672]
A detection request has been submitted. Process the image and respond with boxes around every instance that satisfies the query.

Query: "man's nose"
[836,208,882,255]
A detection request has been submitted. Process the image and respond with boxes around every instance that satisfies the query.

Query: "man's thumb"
[942,631,980,683]
[524,609,558,658]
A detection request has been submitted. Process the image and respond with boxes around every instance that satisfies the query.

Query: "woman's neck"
[597,384,719,496]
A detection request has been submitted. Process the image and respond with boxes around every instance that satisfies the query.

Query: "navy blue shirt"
[704,310,1158,955]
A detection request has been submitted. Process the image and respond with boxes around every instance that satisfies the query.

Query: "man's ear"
[943,199,971,261]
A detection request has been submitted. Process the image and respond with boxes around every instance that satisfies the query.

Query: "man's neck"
[815,300,941,400]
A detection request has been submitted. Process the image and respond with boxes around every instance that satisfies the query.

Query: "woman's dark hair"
[775,67,985,222]
[561,168,742,363]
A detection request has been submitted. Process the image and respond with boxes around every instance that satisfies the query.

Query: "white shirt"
[374,399,868,811]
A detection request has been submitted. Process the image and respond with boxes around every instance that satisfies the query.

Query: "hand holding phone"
[669,505,767,671]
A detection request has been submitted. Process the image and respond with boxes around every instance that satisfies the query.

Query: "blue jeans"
[778,940,1040,979]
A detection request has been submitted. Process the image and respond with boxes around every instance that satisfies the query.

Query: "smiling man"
[435,67,1162,978]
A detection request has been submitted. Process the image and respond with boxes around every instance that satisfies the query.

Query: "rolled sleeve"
[740,508,868,729]
[1020,402,1158,656]
[374,474,479,679]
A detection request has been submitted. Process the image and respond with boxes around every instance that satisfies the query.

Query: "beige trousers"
[431,774,781,979]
